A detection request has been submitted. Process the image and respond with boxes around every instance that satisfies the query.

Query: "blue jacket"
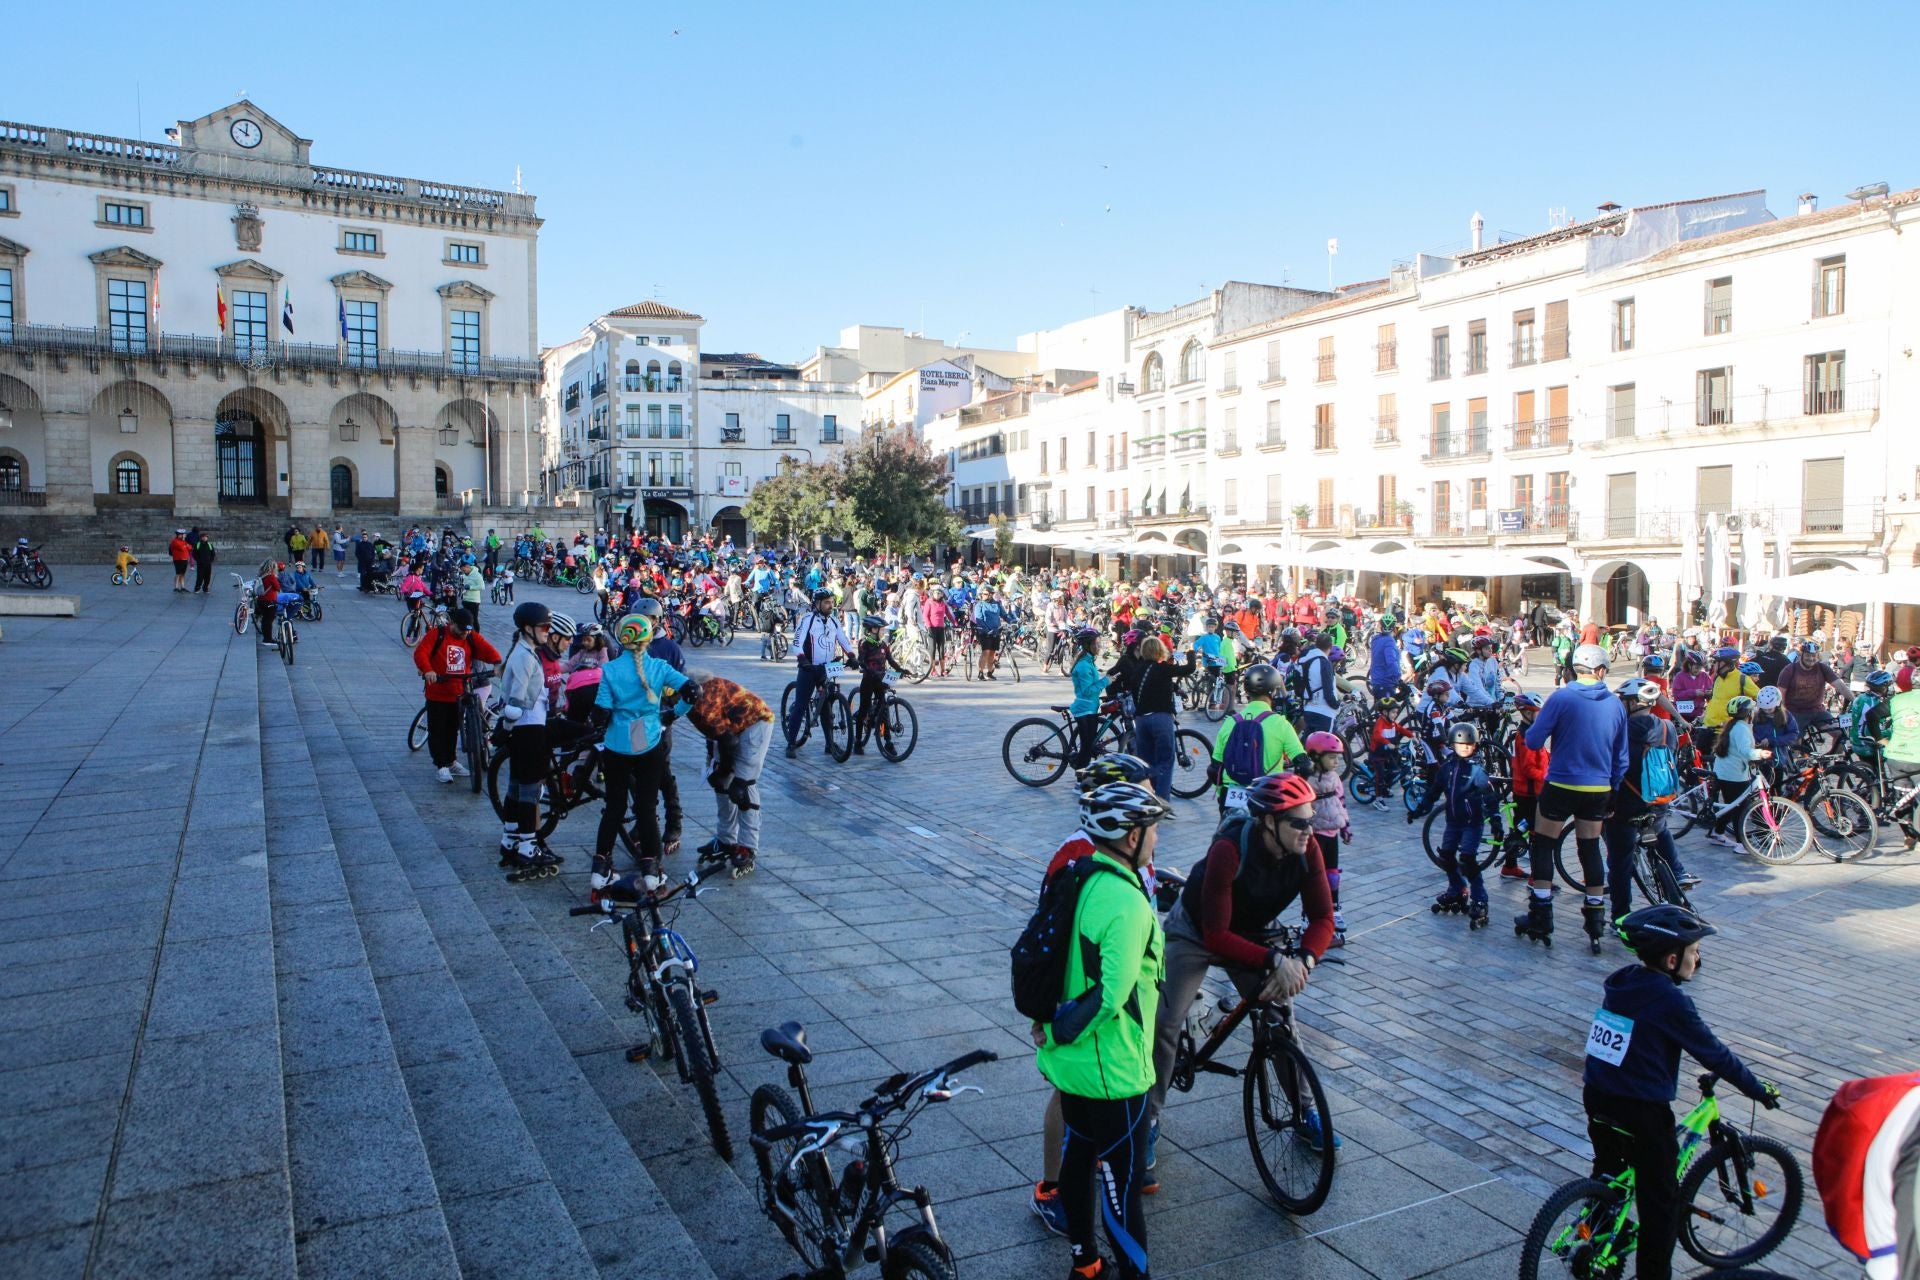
[1069,653,1109,717]
[647,634,686,673]
[1526,679,1629,789]
[595,653,689,756]
[971,600,1005,634]
[1367,633,1402,693]
[1422,753,1496,826]
[1583,965,1767,1104]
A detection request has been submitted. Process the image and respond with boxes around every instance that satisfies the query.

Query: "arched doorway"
[645,497,687,540]
[710,505,747,546]
[1592,560,1650,626]
[214,388,288,506]
[330,463,354,509]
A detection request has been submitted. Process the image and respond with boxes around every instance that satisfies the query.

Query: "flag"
[281,288,294,334]
[216,284,227,332]
[151,273,160,323]
[338,295,347,341]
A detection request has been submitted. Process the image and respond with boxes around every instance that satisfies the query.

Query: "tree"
[834,434,959,555]
[990,514,1016,565]
[745,458,841,547]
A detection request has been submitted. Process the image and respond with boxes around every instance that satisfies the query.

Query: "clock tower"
[172,100,311,175]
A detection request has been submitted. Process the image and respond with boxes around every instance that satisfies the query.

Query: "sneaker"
[435,766,454,784]
[1707,832,1740,849]
[1070,1260,1107,1279]
[1140,1167,1159,1195]
[1499,863,1529,880]
[785,743,799,759]
[1299,1110,1342,1152]
[1371,798,1392,813]
[1029,1182,1068,1237]
[1676,870,1703,890]
[447,759,470,778]
[1331,910,1347,934]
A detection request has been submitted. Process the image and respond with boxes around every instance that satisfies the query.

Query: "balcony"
[720,426,744,443]
[1312,429,1337,453]
[590,378,607,398]
[563,389,580,411]
[1429,354,1450,381]
[1134,435,1166,460]
[1422,431,1491,463]
[1373,417,1399,446]
[1510,338,1537,367]
[622,375,685,393]
[0,485,47,508]
[1099,512,1134,531]
[1215,433,1240,457]
[586,426,608,441]
[0,322,541,382]
[1500,503,1574,534]
[1569,502,1883,544]
[1169,432,1205,457]
[1256,429,1286,453]
[1375,341,1397,372]
[1356,511,1414,533]
[771,430,795,445]
[1508,417,1571,453]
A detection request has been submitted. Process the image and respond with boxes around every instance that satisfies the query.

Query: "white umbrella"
[1771,530,1792,632]
[1737,526,1769,631]
[1703,515,1730,629]
[1678,514,1703,616]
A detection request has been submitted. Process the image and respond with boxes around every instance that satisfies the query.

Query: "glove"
[1259,957,1307,1003]
[1340,826,1353,844]
[706,768,730,793]
[678,681,702,703]
[500,704,523,723]
[728,777,758,811]
[661,708,678,727]
[1758,1082,1782,1111]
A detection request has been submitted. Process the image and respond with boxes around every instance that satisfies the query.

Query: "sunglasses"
[1277,817,1315,832]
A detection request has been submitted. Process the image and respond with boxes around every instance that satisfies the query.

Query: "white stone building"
[0,100,542,531]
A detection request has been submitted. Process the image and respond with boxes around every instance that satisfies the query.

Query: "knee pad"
[1527,830,1556,882]
[1576,836,1604,884]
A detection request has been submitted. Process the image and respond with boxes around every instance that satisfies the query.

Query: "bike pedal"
[699,989,720,1006]
[625,1044,654,1064]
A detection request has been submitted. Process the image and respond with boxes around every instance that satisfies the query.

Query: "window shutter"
[1608,473,1637,536]
[1265,474,1284,521]
[1696,465,1732,516]
[1544,300,1569,360]
[1803,458,1844,531]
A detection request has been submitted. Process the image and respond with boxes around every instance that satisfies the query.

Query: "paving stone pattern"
[2,567,1915,1278]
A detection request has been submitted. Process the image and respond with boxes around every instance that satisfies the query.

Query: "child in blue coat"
[1411,720,1499,929]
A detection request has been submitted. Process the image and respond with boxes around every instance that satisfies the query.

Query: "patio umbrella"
[1771,529,1792,632]
[1677,514,1703,619]
[1738,526,1769,631]
[1703,515,1732,629]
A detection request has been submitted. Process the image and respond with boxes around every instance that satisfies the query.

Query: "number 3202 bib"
[1586,1009,1634,1067]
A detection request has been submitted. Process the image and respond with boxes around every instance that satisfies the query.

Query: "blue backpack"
[1220,708,1275,785]
[1629,716,1681,806]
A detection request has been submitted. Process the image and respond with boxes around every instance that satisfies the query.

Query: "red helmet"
[1242,772,1317,815]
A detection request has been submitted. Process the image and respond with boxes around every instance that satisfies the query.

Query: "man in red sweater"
[413,606,502,783]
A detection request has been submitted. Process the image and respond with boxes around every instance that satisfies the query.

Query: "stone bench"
[0,592,80,617]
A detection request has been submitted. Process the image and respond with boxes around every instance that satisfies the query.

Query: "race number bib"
[1222,786,1249,812]
[1586,1009,1634,1067]
[1675,699,1698,715]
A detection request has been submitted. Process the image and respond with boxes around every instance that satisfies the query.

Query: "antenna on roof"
[1846,181,1890,203]
[1546,206,1568,229]
[513,166,524,194]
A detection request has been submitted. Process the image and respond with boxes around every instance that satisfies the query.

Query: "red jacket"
[413,627,503,703]
[1292,598,1319,626]
[168,537,192,561]
[1511,734,1549,796]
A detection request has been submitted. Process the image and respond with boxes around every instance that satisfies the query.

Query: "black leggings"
[1072,714,1099,769]
[1585,1086,1681,1280]
[597,741,670,865]
[1058,1091,1150,1279]
[1708,776,1748,835]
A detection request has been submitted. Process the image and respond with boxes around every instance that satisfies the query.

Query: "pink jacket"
[1309,767,1349,834]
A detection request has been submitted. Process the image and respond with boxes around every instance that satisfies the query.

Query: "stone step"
[281,654,718,1279]
[287,644,789,1279]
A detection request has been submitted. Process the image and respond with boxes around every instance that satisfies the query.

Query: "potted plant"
[1292,503,1313,527]
[1393,499,1415,527]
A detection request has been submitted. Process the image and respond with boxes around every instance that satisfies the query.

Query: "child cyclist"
[112,544,140,584]
[1409,722,1498,929]
[1586,905,1781,1280]
[1300,731,1352,945]
[851,614,907,755]
[1501,692,1549,878]
[1364,690,1407,812]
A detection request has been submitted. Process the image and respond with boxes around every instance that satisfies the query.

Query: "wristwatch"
[1300,953,1317,974]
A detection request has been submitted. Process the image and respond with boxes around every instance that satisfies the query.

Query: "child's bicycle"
[1518,1072,1802,1278]
[111,557,143,586]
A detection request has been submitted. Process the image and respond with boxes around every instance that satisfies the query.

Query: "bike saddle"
[760,1021,813,1066]
[1049,705,1074,715]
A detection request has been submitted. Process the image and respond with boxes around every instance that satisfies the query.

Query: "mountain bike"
[892,626,932,683]
[490,575,514,605]
[400,596,439,648]
[1202,668,1236,723]
[783,663,852,762]
[1156,906,1340,1215]
[1769,754,1878,861]
[687,610,734,648]
[407,667,496,793]
[571,874,731,1161]
[961,631,1019,682]
[853,676,918,763]
[762,613,793,663]
[1519,1072,1801,1277]
[267,595,300,666]
[750,1025,995,1279]
[1002,701,1211,798]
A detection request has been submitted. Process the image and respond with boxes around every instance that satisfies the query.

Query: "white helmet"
[1572,643,1609,673]
[1755,685,1783,711]
[1079,782,1174,843]
[547,612,578,639]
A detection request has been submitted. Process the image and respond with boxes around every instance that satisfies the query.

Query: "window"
[344,299,379,367]
[342,229,380,254]
[822,415,839,443]
[447,241,482,265]
[1263,339,1282,384]
[102,201,146,228]
[1376,392,1398,442]
[1612,298,1635,352]
[1377,474,1398,523]
[449,309,480,372]
[1815,256,1846,318]
[722,412,742,442]
[108,278,148,353]
[1313,403,1335,451]
[669,452,686,487]
[1466,320,1487,374]
[1221,350,1238,391]
[635,336,649,346]
[623,406,644,439]
[1223,478,1238,516]
[645,405,663,438]
[1697,465,1732,518]
[1607,473,1637,537]
[1179,340,1205,384]
[1803,458,1844,533]
[0,266,12,339]
[1086,485,1097,519]
[1315,335,1335,383]
[1221,406,1237,451]
[1467,397,1488,452]
[1316,478,1335,528]
[1511,309,1536,365]
[646,452,663,486]
[722,461,742,478]
[1265,474,1284,522]
[1264,399,1284,447]
[1433,480,1452,532]
[1376,323,1397,372]
[1086,431,1097,466]
[1512,473,1533,512]
[1608,383,1636,439]
[1696,367,1733,426]
[1039,441,1049,473]
[1142,352,1164,392]
[1468,477,1487,513]
[0,456,19,490]
[1704,277,1732,334]
[0,186,12,214]
[1546,471,1570,520]
[1804,351,1846,414]
[1058,437,1069,471]
[667,404,683,438]
[1429,327,1450,379]
[111,457,142,494]
[1543,300,1569,361]
[229,289,268,358]
[1429,403,1452,454]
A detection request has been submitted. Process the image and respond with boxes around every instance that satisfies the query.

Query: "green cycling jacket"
[1035,850,1163,1099]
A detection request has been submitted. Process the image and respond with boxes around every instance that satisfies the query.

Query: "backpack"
[1220,708,1276,786]
[1847,694,1882,754]
[1010,858,1133,1022]
[1629,716,1681,805]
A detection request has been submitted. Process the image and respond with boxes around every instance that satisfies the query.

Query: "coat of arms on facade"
[233,203,263,252]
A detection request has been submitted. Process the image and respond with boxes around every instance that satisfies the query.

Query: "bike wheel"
[780,682,810,748]
[485,747,512,822]
[749,1084,840,1272]
[1003,648,1020,683]
[31,565,52,588]
[1806,786,1877,862]
[1002,717,1071,787]
[575,573,595,595]
[401,611,426,648]
[878,696,918,763]
[463,699,484,794]
[1242,1030,1336,1214]
[1677,1134,1803,1269]
[1553,832,1589,892]
[687,621,706,648]
[1346,765,1376,805]
[883,1238,958,1280]
[823,691,852,763]
[1203,676,1229,723]
[278,622,296,666]
[1170,728,1214,799]
[667,983,732,1161]
[1738,796,1812,865]
[738,601,758,632]
[308,599,323,622]
[233,602,251,635]
[408,705,429,752]
[1518,1177,1625,1280]
[111,572,125,586]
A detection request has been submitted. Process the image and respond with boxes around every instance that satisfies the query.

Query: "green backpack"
[1847,693,1882,755]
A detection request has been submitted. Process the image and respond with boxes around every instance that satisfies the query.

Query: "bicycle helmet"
[547,612,577,640]
[1074,753,1152,791]
[1426,677,1453,693]
[1642,653,1668,673]
[861,614,887,632]
[1302,730,1343,755]
[1738,661,1764,678]
[1443,646,1471,666]
[1769,634,1790,653]
[1223,620,1243,636]
[1240,664,1281,699]
[1755,685,1783,711]
[1074,626,1102,652]
[1616,903,1716,959]
[615,614,654,649]
[1513,691,1544,712]
[1471,634,1495,650]
[462,554,475,565]
[512,601,552,631]
[811,588,836,605]
[1617,678,1661,706]
[1120,628,1141,648]
[1867,669,1895,690]
[1079,782,1175,842]
[448,606,474,630]
[1242,772,1317,815]
[629,596,663,618]
[1448,722,1480,746]
[1713,645,1741,661]
[1727,695,1757,717]
[1572,643,1609,672]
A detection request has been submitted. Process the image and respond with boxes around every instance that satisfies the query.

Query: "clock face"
[230,119,262,149]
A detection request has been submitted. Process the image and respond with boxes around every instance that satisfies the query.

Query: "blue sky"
[13,1,1915,360]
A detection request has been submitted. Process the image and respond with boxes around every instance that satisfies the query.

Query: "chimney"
[1799,192,1818,215]
[1470,211,1485,251]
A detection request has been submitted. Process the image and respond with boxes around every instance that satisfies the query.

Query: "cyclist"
[592,614,696,900]
[1294,632,1350,737]
[1602,680,1698,919]
[1517,643,1628,947]
[1410,722,1497,929]
[1500,691,1549,878]
[971,585,1008,680]
[1211,664,1305,814]
[496,602,562,877]
[851,615,909,756]
[1585,905,1780,1280]
[1777,638,1852,740]
[459,555,485,629]
[253,561,285,643]
[1066,626,1110,769]
[412,606,501,784]
[1705,695,1768,848]
[1459,633,1506,718]
[784,588,856,756]
[1698,646,1761,756]
[1149,772,1335,1188]
[1366,618,1405,703]
[1035,781,1172,1280]
[1751,632,1792,688]
[1300,730,1352,944]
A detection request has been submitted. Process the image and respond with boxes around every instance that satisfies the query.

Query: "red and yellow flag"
[216,283,227,332]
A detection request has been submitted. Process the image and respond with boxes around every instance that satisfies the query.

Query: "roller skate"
[1514,896,1554,946]
[504,839,562,883]
[729,846,757,879]
[695,838,736,872]
[1581,900,1607,955]
[1467,899,1489,930]
[1430,888,1468,915]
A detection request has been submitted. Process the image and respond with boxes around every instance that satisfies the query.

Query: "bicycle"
[1156,906,1340,1215]
[782,663,853,762]
[267,594,300,666]
[852,675,919,763]
[1670,766,1813,865]
[750,1027,995,1280]
[762,613,793,663]
[230,573,257,635]
[409,665,496,793]
[400,595,438,648]
[687,610,734,649]
[489,575,514,606]
[111,564,144,586]
[570,874,731,1161]
[1519,1072,1803,1277]
[961,630,1019,682]
[1,546,53,589]
[892,626,933,683]
[1202,668,1236,724]
[1770,753,1878,862]
[296,585,324,623]
[1001,701,1212,798]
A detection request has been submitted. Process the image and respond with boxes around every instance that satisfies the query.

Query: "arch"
[1368,540,1408,555]
[215,386,289,506]
[709,504,744,527]
[1134,529,1170,543]
[1141,352,1164,392]
[329,458,357,509]
[624,359,641,376]
[435,397,496,445]
[106,450,147,496]
[0,372,45,417]
[668,359,683,381]
[1219,542,1243,556]
[329,390,398,443]
[1528,554,1573,572]
[1306,539,1342,553]
[1173,528,1208,553]
[89,378,175,424]
[1178,339,1205,384]
[645,359,663,391]
[0,447,28,491]
[643,496,688,540]
[1587,558,1651,627]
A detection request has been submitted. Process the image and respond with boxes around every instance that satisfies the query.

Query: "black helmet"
[1616,904,1717,959]
[1074,752,1152,791]
[811,588,835,605]
[1769,634,1790,653]
[512,601,551,630]
[1448,722,1480,746]
[1240,664,1281,699]
[861,614,887,632]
